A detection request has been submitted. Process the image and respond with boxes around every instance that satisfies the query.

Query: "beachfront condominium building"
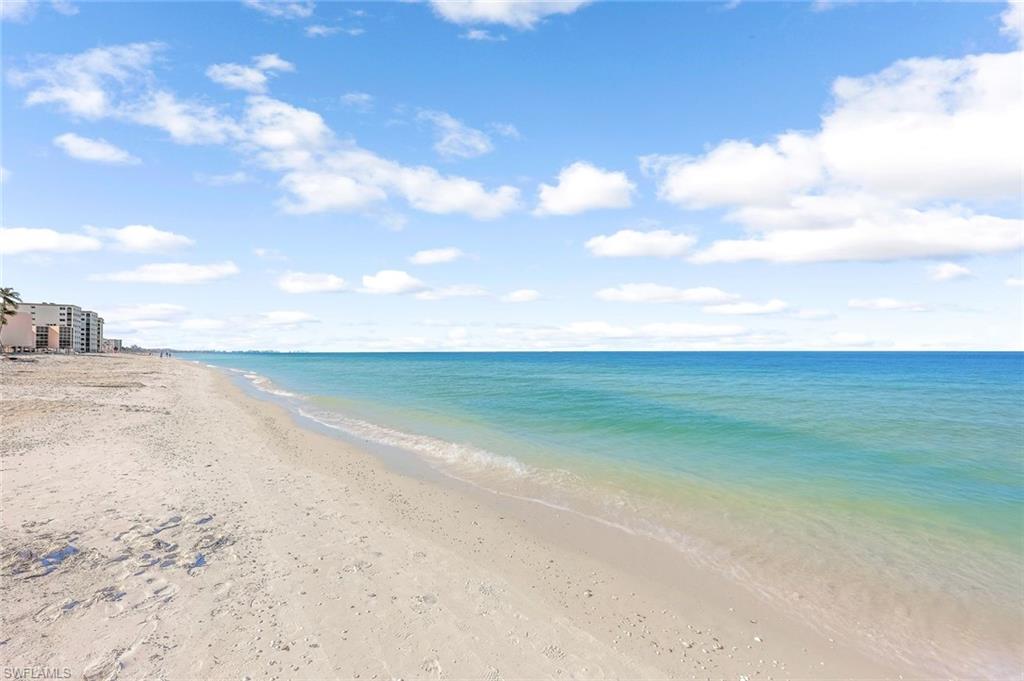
[18,302,84,352]
[81,310,104,353]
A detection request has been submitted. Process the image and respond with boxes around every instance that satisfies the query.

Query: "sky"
[1,0,1022,351]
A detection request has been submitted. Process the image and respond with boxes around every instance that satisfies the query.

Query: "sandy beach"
[1,354,914,680]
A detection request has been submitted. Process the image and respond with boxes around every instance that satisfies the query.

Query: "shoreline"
[2,354,924,678]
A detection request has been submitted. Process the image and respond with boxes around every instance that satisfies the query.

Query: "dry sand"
[1,354,914,680]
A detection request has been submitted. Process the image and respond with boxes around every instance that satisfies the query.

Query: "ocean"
[184,351,1024,676]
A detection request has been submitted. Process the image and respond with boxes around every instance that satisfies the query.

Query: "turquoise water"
[185,351,1024,675]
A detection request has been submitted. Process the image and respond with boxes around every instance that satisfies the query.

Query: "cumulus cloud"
[418,110,494,159]
[242,0,314,19]
[128,90,240,145]
[644,38,1024,264]
[848,298,928,312]
[409,247,465,265]
[501,289,540,303]
[360,270,427,295]
[11,43,521,221]
[92,261,239,284]
[206,64,268,94]
[254,54,294,72]
[84,225,194,253]
[689,206,1023,264]
[53,133,139,164]
[276,271,347,293]
[536,162,635,215]
[1000,1,1023,47]
[928,262,972,281]
[595,283,738,304]
[429,0,590,29]
[702,299,788,315]
[8,42,161,118]
[0,227,101,255]
[206,54,294,94]
[585,229,695,258]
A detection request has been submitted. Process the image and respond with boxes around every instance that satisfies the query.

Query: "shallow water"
[188,351,1024,677]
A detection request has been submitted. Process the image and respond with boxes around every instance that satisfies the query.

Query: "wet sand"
[1,354,912,679]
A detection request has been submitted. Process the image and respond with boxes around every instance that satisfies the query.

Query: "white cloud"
[53,132,139,165]
[2,0,77,22]
[1002,1,1023,46]
[254,54,294,72]
[1004,276,1024,287]
[106,303,187,322]
[690,206,1024,264]
[502,289,540,303]
[206,63,268,93]
[360,270,427,295]
[462,29,507,41]
[305,24,339,37]
[0,227,101,255]
[84,224,194,253]
[409,247,465,265]
[641,135,822,209]
[9,42,161,118]
[240,96,519,218]
[195,170,251,186]
[595,283,739,304]
[253,247,287,260]
[536,162,634,215]
[792,308,835,320]
[491,122,520,138]
[703,299,788,315]
[415,284,488,300]
[259,310,318,325]
[341,91,374,111]
[418,110,494,159]
[128,90,240,145]
[275,146,520,218]
[645,40,1024,264]
[92,261,239,284]
[928,262,972,281]
[11,45,520,220]
[429,0,590,29]
[50,0,76,16]
[242,0,314,19]
[207,54,293,94]
[276,271,347,293]
[848,298,928,312]
[1,0,34,21]
[585,229,695,258]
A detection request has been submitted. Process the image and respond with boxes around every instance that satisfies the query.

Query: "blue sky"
[1,0,1021,350]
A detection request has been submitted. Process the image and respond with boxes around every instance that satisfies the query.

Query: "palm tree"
[0,287,21,330]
